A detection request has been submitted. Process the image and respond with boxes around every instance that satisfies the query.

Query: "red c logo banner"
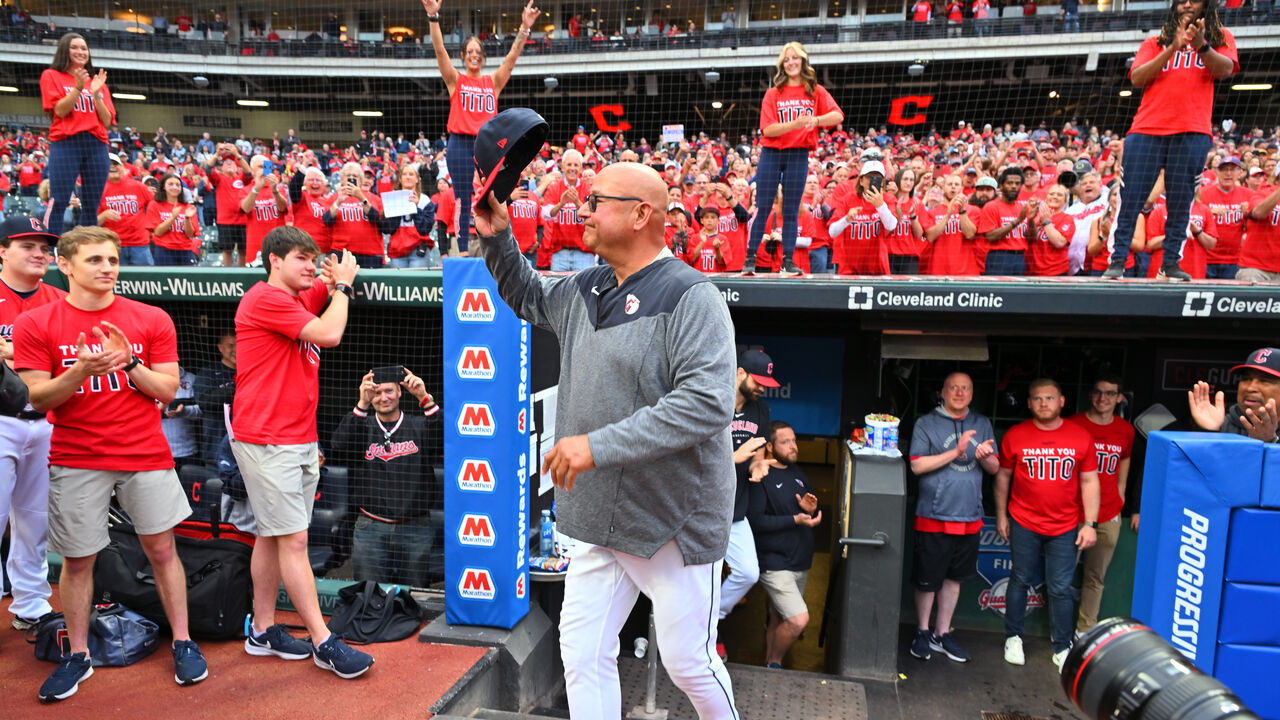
[888,95,934,126]
[589,105,632,133]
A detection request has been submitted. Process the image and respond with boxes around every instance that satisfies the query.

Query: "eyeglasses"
[1091,389,1121,397]
[583,193,643,212]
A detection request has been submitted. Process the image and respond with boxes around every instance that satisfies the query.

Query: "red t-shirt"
[329,194,384,256]
[886,197,924,258]
[999,419,1099,536]
[912,1,932,21]
[0,280,67,345]
[1146,201,1214,278]
[708,204,749,271]
[571,133,591,154]
[18,162,42,188]
[830,191,895,275]
[946,1,964,21]
[923,203,981,275]
[1023,211,1075,276]
[1241,191,1280,273]
[291,191,334,254]
[242,187,289,264]
[433,189,457,235]
[40,68,116,144]
[448,74,497,136]
[98,177,152,247]
[759,84,840,151]
[1200,183,1250,264]
[801,194,831,252]
[542,178,591,254]
[232,281,329,445]
[208,170,250,226]
[686,230,735,273]
[976,197,1029,252]
[144,200,201,252]
[1066,415,1134,524]
[1128,31,1238,136]
[509,195,542,254]
[13,296,178,470]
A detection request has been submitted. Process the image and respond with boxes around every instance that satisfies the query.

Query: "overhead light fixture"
[353,110,383,117]
[1231,83,1272,91]
[1048,90,1059,99]
[711,101,723,109]
[544,77,558,90]
[0,85,18,92]
[1118,89,1132,97]
[237,99,269,107]
[114,92,146,100]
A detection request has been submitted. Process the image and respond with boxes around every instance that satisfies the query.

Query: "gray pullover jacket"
[477,227,737,565]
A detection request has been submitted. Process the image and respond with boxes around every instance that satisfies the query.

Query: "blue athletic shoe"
[245,624,314,660]
[172,640,209,685]
[39,652,94,702]
[313,634,374,679]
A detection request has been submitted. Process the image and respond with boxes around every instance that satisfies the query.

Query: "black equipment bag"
[326,580,425,644]
[29,603,161,667]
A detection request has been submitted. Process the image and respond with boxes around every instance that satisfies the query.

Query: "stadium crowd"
[4,117,1278,279]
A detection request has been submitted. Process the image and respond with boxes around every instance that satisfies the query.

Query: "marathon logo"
[458,403,496,437]
[850,286,1005,311]
[1169,508,1209,661]
[458,567,496,600]
[457,288,497,322]
[457,346,496,381]
[515,573,526,599]
[458,458,496,492]
[458,513,496,547]
[1182,290,1280,318]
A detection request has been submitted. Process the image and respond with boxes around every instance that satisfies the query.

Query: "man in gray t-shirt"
[907,372,999,664]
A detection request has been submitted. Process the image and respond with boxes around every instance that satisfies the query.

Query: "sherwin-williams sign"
[443,258,530,628]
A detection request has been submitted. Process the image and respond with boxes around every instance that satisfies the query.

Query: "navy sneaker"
[245,624,314,660]
[39,653,94,702]
[909,628,932,660]
[929,632,972,663]
[172,640,209,685]
[313,634,374,679]
[765,662,782,669]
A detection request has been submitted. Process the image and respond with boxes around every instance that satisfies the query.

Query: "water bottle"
[539,510,554,556]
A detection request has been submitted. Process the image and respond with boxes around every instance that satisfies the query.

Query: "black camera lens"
[1061,618,1259,720]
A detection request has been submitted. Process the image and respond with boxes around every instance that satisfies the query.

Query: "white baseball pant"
[0,416,53,619]
[560,539,739,720]
[717,518,759,621]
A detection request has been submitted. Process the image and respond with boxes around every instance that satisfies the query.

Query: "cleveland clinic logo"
[1183,291,1215,317]
[849,286,874,310]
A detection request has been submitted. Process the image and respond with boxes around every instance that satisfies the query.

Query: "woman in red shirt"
[146,173,201,266]
[742,42,843,277]
[422,0,540,255]
[887,168,926,274]
[1103,0,1237,280]
[40,33,115,236]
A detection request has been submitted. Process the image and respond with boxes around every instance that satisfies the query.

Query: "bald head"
[599,162,668,213]
[581,162,669,263]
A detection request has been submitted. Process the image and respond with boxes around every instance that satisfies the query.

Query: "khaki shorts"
[760,569,809,620]
[48,466,192,558]
[230,440,319,537]
[1236,267,1280,283]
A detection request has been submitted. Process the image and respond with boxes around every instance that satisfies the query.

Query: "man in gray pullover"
[474,162,740,720]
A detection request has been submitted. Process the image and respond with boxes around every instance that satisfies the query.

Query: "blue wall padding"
[1262,444,1280,509]
[1215,643,1280,720]
[1219,582,1280,645]
[1225,508,1280,585]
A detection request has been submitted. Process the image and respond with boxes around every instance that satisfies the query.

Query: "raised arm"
[422,0,460,93]
[492,1,541,95]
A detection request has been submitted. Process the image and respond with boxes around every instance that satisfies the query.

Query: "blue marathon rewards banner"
[443,258,531,629]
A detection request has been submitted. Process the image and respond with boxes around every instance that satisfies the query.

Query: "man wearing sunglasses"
[474,162,740,720]
[1066,374,1133,638]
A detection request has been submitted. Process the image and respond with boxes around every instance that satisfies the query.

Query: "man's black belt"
[15,409,45,421]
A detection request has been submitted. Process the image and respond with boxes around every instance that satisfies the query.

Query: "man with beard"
[976,167,1030,276]
[747,421,821,669]
[1189,347,1280,442]
[995,379,1099,671]
[717,349,778,658]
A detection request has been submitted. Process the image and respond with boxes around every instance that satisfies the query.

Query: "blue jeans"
[153,247,197,266]
[389,252,429,268]
[353,253,384,269]
[120,244,154,266]
[1205,263,1238,279]
[47,132,110,236]
[351,514,434,588]
[984,249,1026,276]
[747,147,808,262]
[1113,132,1213,266]
[1005,517,1078,652]
[552,248,597,271]
[447,133,477,253]
[808,245,831,274]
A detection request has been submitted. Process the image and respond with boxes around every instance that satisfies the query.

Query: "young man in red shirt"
[14,226,206,700]
[231,227,374,678]
[98,153,153,265]
[0,217,65,635]
[976,167,1030,276]
[994,378,1099,671]
[1237,172,1280,282]
[1200,156,1251,279]
[1067,374,1133,637]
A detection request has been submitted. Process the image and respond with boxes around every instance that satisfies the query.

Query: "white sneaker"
[1004,636,1025,666]
[1052,648,1069,671]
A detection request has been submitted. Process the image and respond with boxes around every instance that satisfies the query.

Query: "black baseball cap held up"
[1232,348,1280,380]
[473,108,550,210]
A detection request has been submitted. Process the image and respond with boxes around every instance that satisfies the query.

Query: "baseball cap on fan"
[473,108,550,209]
[1232,348,1280,379]
[1,215,59,246]
[738,349,780,388]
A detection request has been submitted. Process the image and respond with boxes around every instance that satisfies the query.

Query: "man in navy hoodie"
[907,372,999,663]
